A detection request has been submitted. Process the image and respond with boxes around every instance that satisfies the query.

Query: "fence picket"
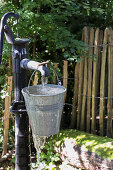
[107,28,113,138]
[99,28,108,136]
[86,28,94,132]
[70,63,79,128]
[91,28,100,134]
[77,30,85,130]
[80,27,89,131]
[63,60,68,101]
[33,72,39,85]
[60,60,68,127]
[53,63,58,84]
[2,76,13,156]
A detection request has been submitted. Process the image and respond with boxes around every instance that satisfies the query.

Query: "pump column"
[11,38,30,170]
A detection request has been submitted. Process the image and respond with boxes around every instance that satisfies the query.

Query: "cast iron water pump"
[0,12,49,170]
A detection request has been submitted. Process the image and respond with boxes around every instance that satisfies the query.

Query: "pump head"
[0,12,20,65]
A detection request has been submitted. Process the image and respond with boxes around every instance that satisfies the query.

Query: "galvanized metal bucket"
[22,84,66,136]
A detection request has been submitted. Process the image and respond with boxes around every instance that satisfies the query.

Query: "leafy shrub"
[39,140,60,169]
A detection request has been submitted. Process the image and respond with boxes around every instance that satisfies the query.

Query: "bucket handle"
[26,65,61,94]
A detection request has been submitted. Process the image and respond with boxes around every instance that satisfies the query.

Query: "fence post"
[53,63,58,84]
[107,28,113,138]
[86,28,94,132]
[60,60,68,128]
[33,72,39,85]
[70,63,79,128]
[77,30,85,130]
[63,60,68,101]
[80,27,89,131]
[2,76,13,156]
[99,28,108,136]
[91,28,99,134]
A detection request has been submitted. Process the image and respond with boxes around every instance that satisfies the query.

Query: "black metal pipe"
[15,113,30,170]
[12,39,30,170]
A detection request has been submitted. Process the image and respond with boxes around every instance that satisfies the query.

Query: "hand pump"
[0,12,49,170]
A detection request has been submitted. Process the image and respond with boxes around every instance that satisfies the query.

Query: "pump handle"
[0,12,20,65]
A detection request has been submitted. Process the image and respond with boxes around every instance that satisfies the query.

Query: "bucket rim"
[22,84,66,97]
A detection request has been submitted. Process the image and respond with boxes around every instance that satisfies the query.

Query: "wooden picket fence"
[2,26,113,155]
[69,27,113,138]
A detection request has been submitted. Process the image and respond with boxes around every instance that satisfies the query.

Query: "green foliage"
[39,140,60,169]
[11,155,15,164]
[0,0,89,62]
[0,0,113,63]
[48,61,62,84]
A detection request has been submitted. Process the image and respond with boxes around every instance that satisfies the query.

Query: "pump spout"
[20,59,49,77]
